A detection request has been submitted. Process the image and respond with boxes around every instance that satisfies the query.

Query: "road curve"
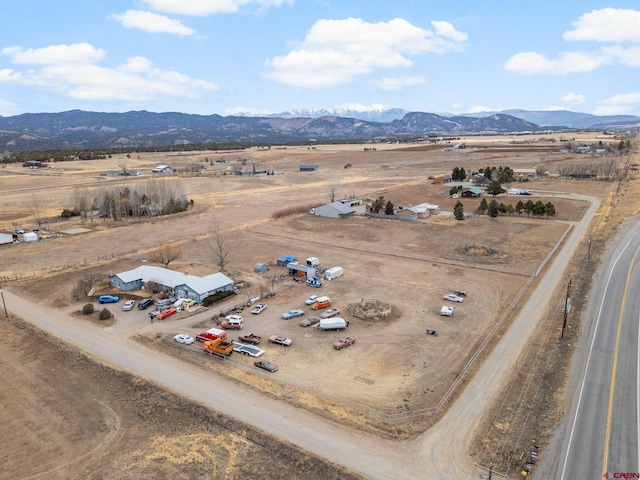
[2,192,599,479]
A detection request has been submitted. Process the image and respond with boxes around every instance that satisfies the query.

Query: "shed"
[23,232,38,242]
[254,263,268,273]
[310,202,355,219]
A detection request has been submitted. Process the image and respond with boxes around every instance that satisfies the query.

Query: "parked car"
[98,295,120,304]
[154,307,177,320]
[232,341,265,357]
[122,300,136,311]
[173,334,194,345]
[454,290,467,297]
[281,309,304,320]
[254,360,279,372]
[333,337,356,350]
[319,308,340,319]
[238,333,262,344]
[300,316,321,327]
[138,298,154,310]
[221,315,244,330]
[181,299,196,307]
[443,294,464,303]
[305,294,318,305]
[269,335,293,346]
[251,303,267,314]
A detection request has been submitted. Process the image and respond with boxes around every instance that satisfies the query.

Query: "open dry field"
[0,131,624,477]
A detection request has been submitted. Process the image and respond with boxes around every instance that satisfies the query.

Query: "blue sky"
[2,1,640,117]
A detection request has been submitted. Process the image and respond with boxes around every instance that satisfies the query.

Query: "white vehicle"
[315,317,349,331]
[324,266,344,281]
[232,341,265,357]
[173,334,194,345]
[443,294,464,303]
[251,303,267,314]
[305,294,319,305]
[441,306,454,316]
[122,300,136,311]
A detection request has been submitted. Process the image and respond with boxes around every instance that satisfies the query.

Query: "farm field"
[0,132,624,477]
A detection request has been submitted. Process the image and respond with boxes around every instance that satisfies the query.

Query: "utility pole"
[561,278,572,338]
[0,285,9,321]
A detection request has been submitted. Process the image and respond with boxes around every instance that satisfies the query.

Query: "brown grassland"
[0,131,635,479]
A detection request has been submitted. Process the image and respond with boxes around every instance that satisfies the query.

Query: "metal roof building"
[110,265,233,303]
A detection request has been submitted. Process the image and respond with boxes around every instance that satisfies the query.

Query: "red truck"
[196,328,227,343]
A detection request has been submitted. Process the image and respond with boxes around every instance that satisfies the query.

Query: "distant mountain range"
[0,108,638,153]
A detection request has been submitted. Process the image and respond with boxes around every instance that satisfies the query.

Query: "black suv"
[138,298,154,310]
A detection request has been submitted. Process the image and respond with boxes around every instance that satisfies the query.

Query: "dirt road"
[3,191,598,479]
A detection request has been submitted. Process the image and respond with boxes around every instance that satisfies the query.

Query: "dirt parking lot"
[0,132,623,475]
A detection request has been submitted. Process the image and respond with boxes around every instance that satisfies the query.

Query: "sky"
[2,1,640,118]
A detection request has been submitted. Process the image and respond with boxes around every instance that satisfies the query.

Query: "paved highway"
[538,220,640,479]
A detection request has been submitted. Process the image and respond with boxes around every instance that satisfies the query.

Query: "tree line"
[62,178,191,220]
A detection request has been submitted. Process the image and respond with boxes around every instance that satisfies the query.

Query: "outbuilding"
[23,232,38,243]
[310,202,356,219]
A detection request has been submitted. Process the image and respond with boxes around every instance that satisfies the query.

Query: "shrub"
[98,308,112,320]
[202,290,235,307]
[82,303,94,315]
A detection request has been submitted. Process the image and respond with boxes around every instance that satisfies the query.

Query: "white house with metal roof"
[406,202,440,218]
[110,265,233,303]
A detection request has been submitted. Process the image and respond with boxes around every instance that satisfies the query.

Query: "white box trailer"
[441,306,453,316]
[324,266,344,280]
[315,317,349,331]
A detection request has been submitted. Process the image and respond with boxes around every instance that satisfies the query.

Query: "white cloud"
[370,76,425,91]
[335,103,392,112]
[602,46,640,67]
[265,17,466,88]
[467,105,493,113]
[111,10,195,35]
[561,92,585,105]
[2,43,105,65]
[594,92,640,115]
[0,43,217,102]
[451,103,464,111]
[507,9,640,76]
[505,50,610,74]
[142,0,292,15]
[564,8,640,43]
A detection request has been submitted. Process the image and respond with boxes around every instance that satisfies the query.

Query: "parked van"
[315,317,349,331]
[324,266,344,280]
[221,315,244,330]
[311,296,331,310]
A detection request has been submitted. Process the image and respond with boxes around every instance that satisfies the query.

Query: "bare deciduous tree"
[31,194,43,226]
[149,244,183,268]
[211,225,231,272]
[118,160,129,176]
[76,272,105,296]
